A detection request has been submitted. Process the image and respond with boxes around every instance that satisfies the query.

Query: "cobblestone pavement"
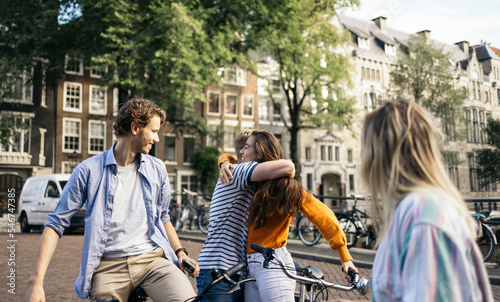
[1,232,499,301]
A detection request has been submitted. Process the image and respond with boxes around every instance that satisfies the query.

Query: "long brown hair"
[246,130,303,229]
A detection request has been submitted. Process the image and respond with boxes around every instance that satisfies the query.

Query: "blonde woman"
[361,100,493,301]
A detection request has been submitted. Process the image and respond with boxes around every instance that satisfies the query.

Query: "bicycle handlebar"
[250,243,369,296]
[190,262,248,302]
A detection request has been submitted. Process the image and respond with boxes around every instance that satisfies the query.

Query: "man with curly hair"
[24,98,197,302]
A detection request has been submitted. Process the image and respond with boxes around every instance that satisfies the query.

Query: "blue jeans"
[196,269,244,302]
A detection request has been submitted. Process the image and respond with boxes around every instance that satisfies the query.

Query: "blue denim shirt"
[45,144,178,299]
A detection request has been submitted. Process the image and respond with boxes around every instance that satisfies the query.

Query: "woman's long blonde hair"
[360,100,475,240]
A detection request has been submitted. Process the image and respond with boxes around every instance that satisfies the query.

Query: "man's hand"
[178,255,200,278]
[220,161,234,185]
[341,260,358,283]
[23,281,45,302]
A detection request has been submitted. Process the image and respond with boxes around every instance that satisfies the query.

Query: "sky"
[339,0,500,48]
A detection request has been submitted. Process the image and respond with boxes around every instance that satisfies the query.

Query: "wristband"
[175,247,188,257]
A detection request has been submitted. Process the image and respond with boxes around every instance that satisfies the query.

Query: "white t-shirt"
[103,160,156,257]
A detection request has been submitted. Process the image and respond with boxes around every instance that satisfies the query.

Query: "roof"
[338,14,469,62]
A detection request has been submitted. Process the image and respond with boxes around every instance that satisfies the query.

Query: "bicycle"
[250,243,369,301]
[99,246,368,302]
[289,211,322,246]
[335,195,377,249]
[472,213,497,262]
[174,188,211,234]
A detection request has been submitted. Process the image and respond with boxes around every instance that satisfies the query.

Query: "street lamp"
[67,150,81,171]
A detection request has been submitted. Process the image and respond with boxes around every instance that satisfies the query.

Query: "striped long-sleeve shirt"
[371,191,493,302]
[197,161,258,271]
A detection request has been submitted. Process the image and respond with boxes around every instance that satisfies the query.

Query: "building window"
[0,116,31,154]
[206,125,220,148]
[113,88,119,116]
[385,44,396,56]
[335,146,340,161]
[361,67,365,80]
[274,133,282,147]
[349,174,354,191]
[305,147,311,161]
[271,79,281,93]
[63,82,83,113]
[88,120,106,154]
[259,100,269,120]
[225,94,237,115]
[224,126,236,151]
[320,145,326,161]
[181,175,198,192]
[347,149,353,163]
[242,95,254,117]
[273,102,282,122]
[358,37,369,49]
[328,146,333,161]
[89,85,107,115]
[64,56,83,76]
[62,118,81,153]
[183,136,195,164]
[164,134,177,163]
[370,93,377,107]
[307,174,313,191]
[479,110,487,144]
[473,109,479,143]
[443,151,460,189]
[222,67,247,86]
[208,92,220,114]
[2,69,33,104]
[90,66,107,79]
[466,110,472,142]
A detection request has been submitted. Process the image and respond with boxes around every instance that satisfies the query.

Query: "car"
[17,174,86,233]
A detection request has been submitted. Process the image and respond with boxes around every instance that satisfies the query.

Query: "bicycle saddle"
[294,262,324,280]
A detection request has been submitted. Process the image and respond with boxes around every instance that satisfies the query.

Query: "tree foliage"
[241,0,359,177]
[390,34,466,140]
[477,117,500,185]
[193,146,220,192]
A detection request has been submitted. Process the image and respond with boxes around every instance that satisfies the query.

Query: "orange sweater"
[218,154,352,263]
[247,190,352,263]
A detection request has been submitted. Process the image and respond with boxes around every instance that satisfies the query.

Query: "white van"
[18,174,86,233]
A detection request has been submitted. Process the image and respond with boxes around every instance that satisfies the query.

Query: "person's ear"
[131,121,140,135]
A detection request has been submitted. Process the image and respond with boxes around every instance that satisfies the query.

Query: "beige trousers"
[89,247,196,302]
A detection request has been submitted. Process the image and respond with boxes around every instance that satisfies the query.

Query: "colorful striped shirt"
[371,191,493,301]
[197,161,258,271]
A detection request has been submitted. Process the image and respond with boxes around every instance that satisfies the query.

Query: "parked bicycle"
[472,212,497,262]
[335,195,377,249]
[289,211,322,246]
[173,188,211,234]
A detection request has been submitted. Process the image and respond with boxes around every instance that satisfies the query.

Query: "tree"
[241,0,359,179]
[389,34,467,140]
[477,117,500,187]
[193,146,220,193]
[83,0,241,134]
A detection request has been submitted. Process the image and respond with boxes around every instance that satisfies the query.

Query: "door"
[38,181,61,224]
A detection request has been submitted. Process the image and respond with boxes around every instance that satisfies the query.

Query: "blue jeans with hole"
[196,269,244,302]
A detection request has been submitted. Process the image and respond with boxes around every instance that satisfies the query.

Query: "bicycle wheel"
[338,216,358,249]
[198,207,210,234]
[477,224,495,262]
[297,216,322,246]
